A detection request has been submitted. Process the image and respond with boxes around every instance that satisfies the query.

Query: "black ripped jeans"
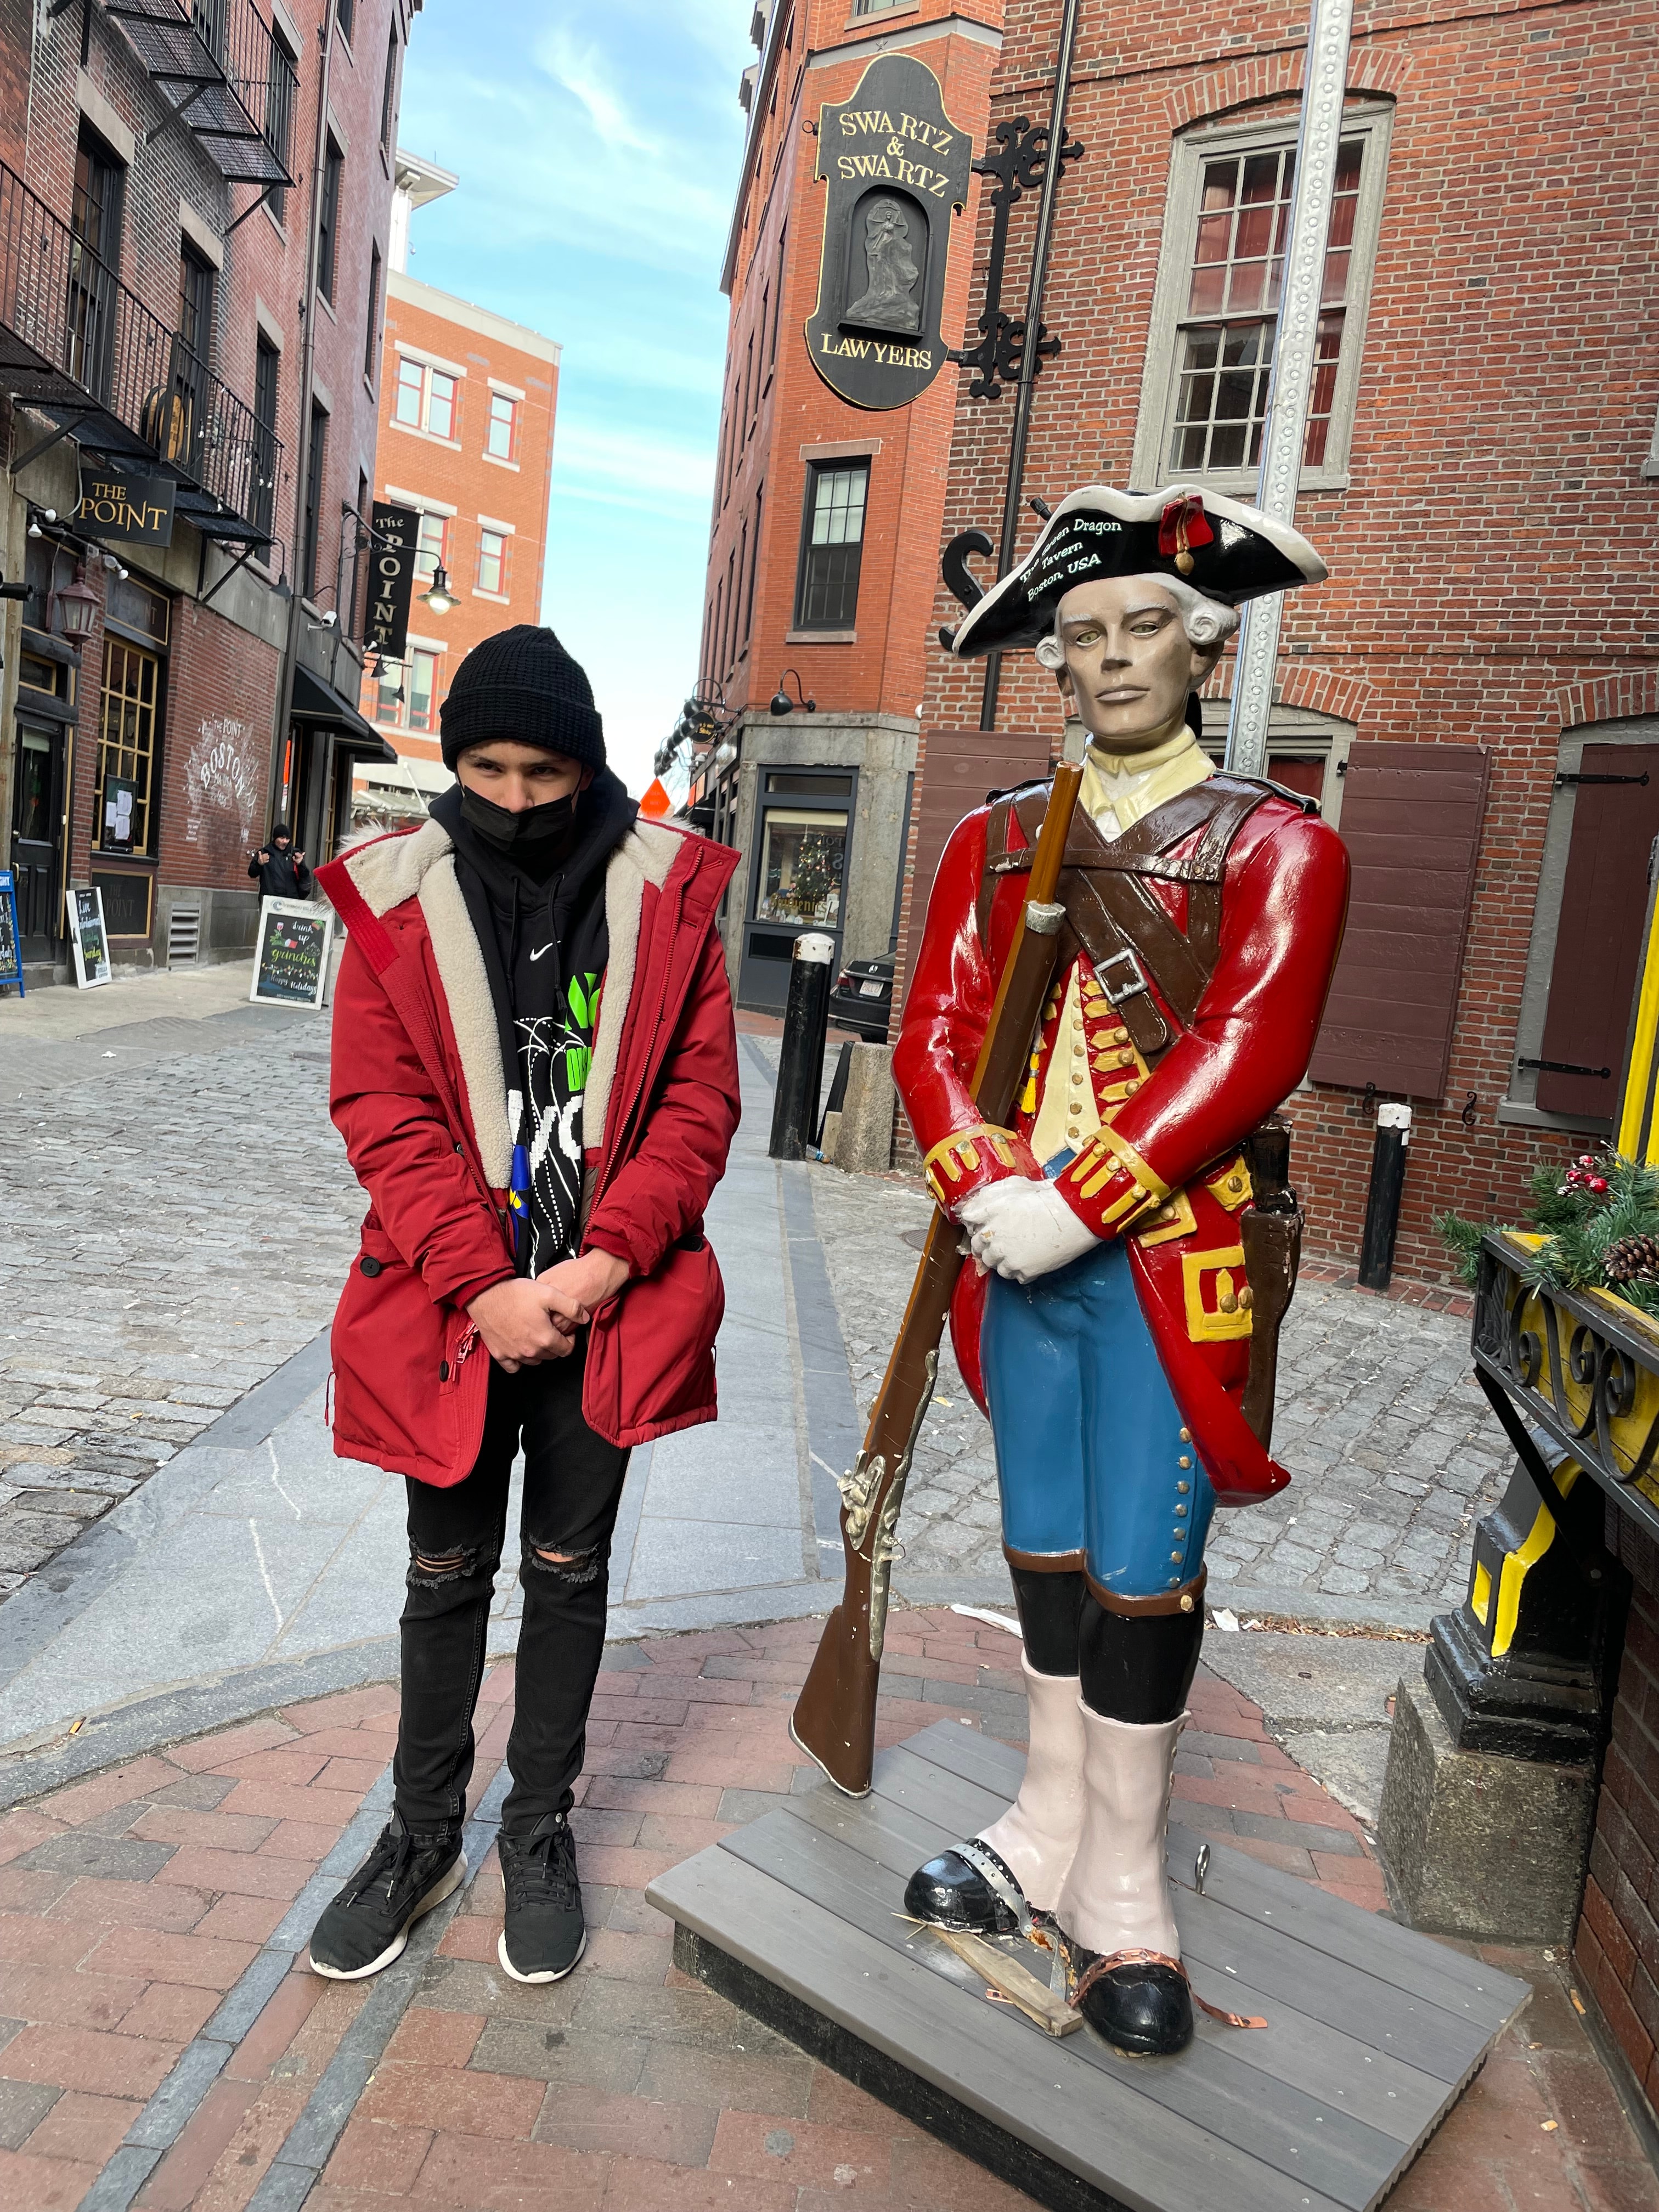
[394,1339,629,1841]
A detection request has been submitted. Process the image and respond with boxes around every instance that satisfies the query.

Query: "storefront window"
[95,635,161,856]
[754,808,847,927]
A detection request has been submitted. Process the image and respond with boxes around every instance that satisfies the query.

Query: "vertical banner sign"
[368,503,420,661]
[0,869,22,996]
[251,895,335,1009]
[66,885,111,988]
[806,53,973,411]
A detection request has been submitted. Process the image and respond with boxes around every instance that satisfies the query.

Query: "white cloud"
[551,420,715,503]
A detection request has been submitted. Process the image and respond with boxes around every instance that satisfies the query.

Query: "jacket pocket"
[583,1235,725,1446]
[330,1228,488,1486]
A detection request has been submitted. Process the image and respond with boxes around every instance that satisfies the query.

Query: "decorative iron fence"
[0,161,280,534]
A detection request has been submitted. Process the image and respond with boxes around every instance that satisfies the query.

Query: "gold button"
[1175,1504,1187,1517]
[1124,1079,1141,1095]
[1227,1174,1244,1193]
[1073,1041,1086,1059]
[1118,1049,1136,1068]
[1177,1480,1189,1494]
[1239,1288,1254,1310]
[1171,1550,1183,1564]
[1178,1455,1191,1469]
[1169,1577,1181,1589]
[1180,1427,1191,1442]
[1218,1291,1237,1314]
[1180,1593,1195,1612]
[1068,1125,1082,1139]
[1113,1026,1129,1045]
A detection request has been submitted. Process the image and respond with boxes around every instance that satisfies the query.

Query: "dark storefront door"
[10,722,66,958]
[737,771,854,1012]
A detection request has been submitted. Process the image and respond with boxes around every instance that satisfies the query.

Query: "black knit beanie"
[438,624,605,772]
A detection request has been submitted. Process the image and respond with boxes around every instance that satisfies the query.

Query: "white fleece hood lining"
[338,814,686,1191]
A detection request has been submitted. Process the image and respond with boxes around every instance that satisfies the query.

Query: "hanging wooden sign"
[368,502,420,661]
[805,53,973,412]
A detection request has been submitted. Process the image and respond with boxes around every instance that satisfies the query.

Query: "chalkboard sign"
[65,884,111,989]
[0,870,22,996]
[251,895,333,1009]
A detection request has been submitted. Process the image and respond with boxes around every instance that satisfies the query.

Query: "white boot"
[975,1656,1087,1912]
[1055,1704,1184,1960]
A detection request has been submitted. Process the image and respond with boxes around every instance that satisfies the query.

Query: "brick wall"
[893,0,1658,1281]
[1577,1511,1659,2128]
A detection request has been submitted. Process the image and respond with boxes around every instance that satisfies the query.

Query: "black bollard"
[769,930,834,1160]
[1357,1101,1411,1290]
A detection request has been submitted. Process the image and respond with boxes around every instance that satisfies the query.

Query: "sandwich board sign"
[66,884,111,988]
[251,895,334,1009]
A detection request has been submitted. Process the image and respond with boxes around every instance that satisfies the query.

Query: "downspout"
[979,0,1083,733]
[266,2,337,833]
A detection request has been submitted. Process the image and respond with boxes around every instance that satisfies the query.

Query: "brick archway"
[1556,671,1659,731]
[1200,664,1376,726]
[1164,42,1410,131]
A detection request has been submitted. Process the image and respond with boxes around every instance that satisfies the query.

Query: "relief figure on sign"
[846,197,920,331]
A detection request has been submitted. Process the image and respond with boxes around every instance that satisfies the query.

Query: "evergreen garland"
[1437,1151,1659,1319]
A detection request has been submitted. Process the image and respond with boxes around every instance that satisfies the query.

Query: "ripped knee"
[407,1542,489,1588]
[522,1538,603,1589]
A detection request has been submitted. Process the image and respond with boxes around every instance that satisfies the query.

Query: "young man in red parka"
[306,626,739,1987]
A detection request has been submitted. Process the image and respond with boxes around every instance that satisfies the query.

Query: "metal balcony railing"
[0,162,282,541]
[103,0,296,190]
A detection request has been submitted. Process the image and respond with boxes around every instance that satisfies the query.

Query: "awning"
[291,666,398,763]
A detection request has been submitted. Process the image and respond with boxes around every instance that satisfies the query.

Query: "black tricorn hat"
[948,484,1326,659]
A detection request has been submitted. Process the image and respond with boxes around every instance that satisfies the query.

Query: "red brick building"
[690,0,1002,1012]
[350,149,560,827]
[903,0,1659,1287]
[0,0,413,976]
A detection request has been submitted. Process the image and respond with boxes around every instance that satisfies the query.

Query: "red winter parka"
[316,815,741,1485]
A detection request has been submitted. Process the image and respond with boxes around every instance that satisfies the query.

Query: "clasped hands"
[466,1248,630,1373]
[956,1175,1101,1285]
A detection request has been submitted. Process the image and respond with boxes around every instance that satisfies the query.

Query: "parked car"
[828,955,894,1042]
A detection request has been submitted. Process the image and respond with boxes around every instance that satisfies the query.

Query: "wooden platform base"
[646,1720,1531,2212]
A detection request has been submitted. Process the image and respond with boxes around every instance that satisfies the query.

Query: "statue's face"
[1051,576,1212,753]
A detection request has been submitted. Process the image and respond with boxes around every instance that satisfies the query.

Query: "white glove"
[956,1177,1101,1284]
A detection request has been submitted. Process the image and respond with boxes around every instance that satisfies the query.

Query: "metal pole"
[1223,0,1353,780]
[978,0,1084,733]
[769,930,834,1160]
[266,4,337,833]
[1357,1101,1410,1290]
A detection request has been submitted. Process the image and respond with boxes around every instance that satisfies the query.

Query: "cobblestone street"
[0,972,362,1602]
[809,1161,1510,1623]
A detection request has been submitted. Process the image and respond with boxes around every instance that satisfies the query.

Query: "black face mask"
[460,786,577,850]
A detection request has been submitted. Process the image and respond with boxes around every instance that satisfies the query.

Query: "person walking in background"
[306,625,741,1989]
[248,823,313,900]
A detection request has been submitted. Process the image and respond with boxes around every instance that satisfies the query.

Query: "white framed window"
[392,354,459,441]
[1195,702,1352,826]
[1130,104,1392,495]
[486,391,519,460]
[414,510,449,586]
[477,527,508,596]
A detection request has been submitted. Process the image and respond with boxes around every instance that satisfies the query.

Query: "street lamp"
[51,563,99,647]
[769,669,816,716]
[420,563,455,616]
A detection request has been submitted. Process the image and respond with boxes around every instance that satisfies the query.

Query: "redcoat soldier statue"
[894,486,1350,2056]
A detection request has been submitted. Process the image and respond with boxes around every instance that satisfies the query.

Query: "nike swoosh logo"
[528,944,555,961]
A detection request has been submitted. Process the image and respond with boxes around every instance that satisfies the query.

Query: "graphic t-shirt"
[512,964,600,1277]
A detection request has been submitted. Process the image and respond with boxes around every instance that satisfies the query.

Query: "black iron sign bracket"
[950,114,1083,400]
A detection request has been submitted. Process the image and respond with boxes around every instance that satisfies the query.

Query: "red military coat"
[893,781,1348,1503]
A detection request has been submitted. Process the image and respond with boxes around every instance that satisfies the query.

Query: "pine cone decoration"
[1603,1232,1659,1284]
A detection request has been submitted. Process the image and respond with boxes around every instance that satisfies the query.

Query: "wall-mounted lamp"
[420,564,454,616]
[27,506,55,538]
[51,562,99,646]
[768,668,816,716]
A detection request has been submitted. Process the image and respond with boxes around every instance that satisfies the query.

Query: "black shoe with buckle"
[308,1810,466,1981]
[902,1837,1026,1937]
[498,1811,587,1984]
[1071,1943,1194,2057]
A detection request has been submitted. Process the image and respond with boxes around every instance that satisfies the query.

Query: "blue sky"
[395,0,750,795]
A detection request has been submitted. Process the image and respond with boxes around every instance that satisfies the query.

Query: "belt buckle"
[1097,947,1147,1006]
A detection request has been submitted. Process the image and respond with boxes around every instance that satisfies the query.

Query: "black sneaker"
[498,1812,586,1984]
[308,1810,466,1980]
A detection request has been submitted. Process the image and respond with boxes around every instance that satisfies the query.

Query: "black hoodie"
[430,770,637,1276]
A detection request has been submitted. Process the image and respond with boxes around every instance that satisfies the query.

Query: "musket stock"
[792,738,1087,1795]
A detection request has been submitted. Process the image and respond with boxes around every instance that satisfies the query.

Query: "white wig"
[1034,573,1240,668]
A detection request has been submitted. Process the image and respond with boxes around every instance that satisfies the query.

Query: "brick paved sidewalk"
[0,1611,1649,2211]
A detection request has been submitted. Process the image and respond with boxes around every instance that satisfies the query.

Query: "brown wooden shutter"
[1534,745,1659,1120]
[1309,740,1491,1100]
[897,729,1051,985]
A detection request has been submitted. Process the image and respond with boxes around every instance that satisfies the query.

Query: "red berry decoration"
[1588,1176,1610,1194]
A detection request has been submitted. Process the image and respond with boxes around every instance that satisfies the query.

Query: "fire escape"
[0,0,295,545]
